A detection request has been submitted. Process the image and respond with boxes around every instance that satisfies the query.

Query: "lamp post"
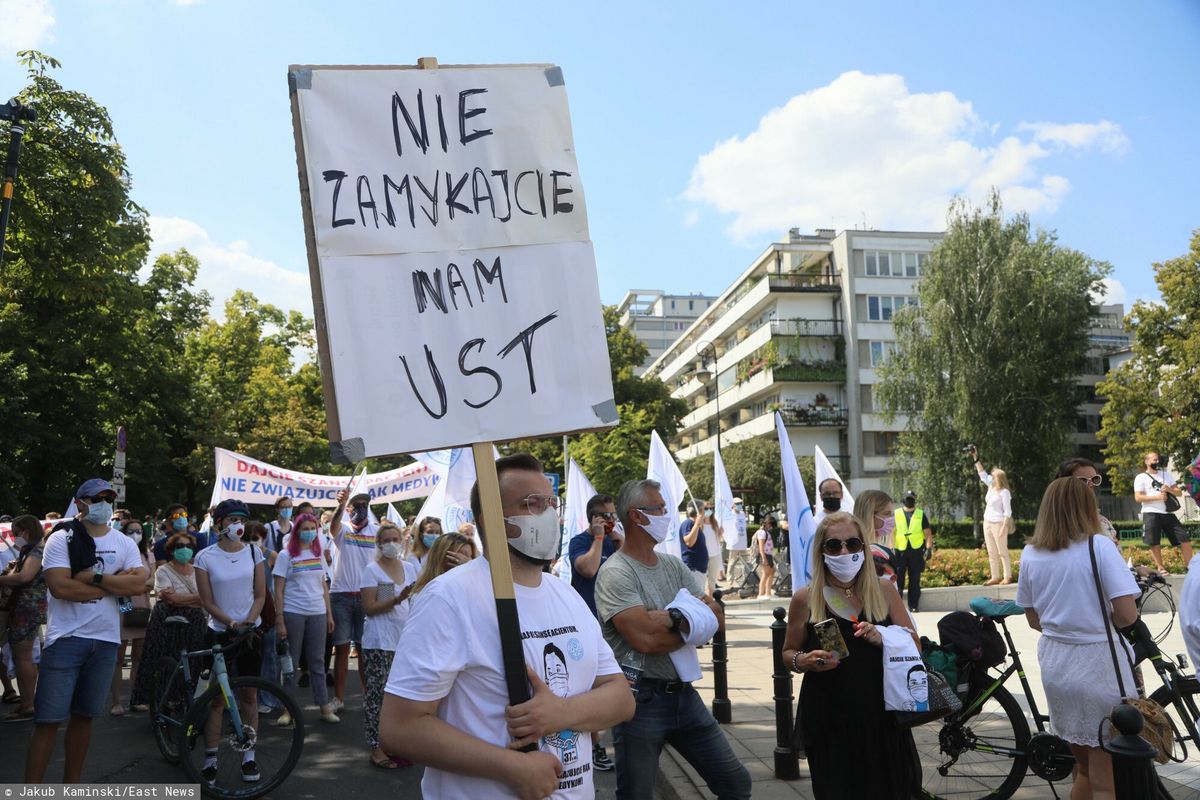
[0,98,36,270]
[694,339,720,454]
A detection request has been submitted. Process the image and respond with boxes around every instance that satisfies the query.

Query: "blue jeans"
[258,627,283,709]
[330,592,364,647]
[34,637,119,724]
[613,684,750,800]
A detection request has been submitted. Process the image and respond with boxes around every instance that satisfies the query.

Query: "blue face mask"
[422,533,438,548]
[299,529,317,544]
[84,501,113,525]
[279,508,293,520]
[172,517,188,532]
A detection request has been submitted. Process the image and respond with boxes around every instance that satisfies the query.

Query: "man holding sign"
[328,488,377,710]
[380,454,634,798]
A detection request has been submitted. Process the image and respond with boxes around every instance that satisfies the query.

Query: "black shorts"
[203,627,263,679]
[760,553,775,569]
[1143,513,1187,547]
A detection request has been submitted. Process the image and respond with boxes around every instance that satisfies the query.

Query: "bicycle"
[149,617,304,799]
[913,597,1076,800]
[1134,568,1177,644]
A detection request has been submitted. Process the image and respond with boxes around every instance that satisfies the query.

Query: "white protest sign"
[211,447,437,507]
[291,63,616,459]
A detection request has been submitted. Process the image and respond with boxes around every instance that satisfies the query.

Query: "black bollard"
[711,589,732,723]
[771,606,800,780]
[1104,703,1162,799]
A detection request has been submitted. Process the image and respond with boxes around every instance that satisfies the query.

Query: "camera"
[961,444,976,454]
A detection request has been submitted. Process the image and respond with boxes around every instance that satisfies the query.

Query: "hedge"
[929,519,1200,549]
[922,544,1193,588]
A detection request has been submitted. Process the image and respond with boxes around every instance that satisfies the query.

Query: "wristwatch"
[92,572,103,585]
[668,608,684,633]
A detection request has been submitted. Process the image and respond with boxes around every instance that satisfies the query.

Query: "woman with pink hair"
[272,513,338,725]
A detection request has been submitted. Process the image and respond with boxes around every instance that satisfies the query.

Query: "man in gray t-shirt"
[594,479,750,800]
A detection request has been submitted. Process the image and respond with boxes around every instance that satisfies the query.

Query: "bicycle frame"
[172,633,254,745]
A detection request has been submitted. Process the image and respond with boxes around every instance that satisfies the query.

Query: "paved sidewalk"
[657,587,1200,799]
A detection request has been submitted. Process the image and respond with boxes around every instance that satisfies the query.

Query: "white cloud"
[1094,277,1128,306]
[0,0,55,51]
[684,71,1128,239]
[1018,120,1130,154]
[147,216,313,317]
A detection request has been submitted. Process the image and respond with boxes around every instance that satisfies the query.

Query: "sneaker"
[320,711,341,724]
[272,713,293,728]
[330,697,344,712]
[257,704,274,715]
[241,760,261,782]
[592,745,614,771]
[201,765,218,787]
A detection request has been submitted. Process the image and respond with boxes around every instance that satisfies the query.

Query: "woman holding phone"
[781,512,920,798]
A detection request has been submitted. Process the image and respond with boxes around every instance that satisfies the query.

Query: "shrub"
[923,543,1192,588]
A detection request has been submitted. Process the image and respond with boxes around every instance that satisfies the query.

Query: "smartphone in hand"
[813,618,850,660]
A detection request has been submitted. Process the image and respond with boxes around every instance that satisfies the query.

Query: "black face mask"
[1150,462,1161,470]
[821,496,842,512]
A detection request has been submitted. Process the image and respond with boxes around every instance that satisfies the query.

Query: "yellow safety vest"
[894,508,925,550]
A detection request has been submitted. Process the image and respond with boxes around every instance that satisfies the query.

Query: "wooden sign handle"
[471,442,535,747]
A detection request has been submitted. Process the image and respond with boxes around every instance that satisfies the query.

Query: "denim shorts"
[330,592,364,647]
[34,636,119,724]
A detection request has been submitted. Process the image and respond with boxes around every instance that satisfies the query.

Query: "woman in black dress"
[782,511,921,799]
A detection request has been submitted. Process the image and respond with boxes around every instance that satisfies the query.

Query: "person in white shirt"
[1134,451,1193,575]
[360,521,418,769]
[972,447,1013,585]
[194,500,267,787]
[380,453,634,799]
[1016,477,1139,798]
[273,513,338,727]
[264,497,293,563]
[24,479,147,784]
[329,489,379,710]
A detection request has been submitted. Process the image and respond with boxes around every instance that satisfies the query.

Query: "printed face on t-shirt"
[908,665,929,704]
[543,643,570,699]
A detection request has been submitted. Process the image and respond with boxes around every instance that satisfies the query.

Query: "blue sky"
[1,0,1197,315]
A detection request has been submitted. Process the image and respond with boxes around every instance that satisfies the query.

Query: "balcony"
[770,359,845,383]
[776,402,849,428]
[767,271,840,292]
[769,318,843,338]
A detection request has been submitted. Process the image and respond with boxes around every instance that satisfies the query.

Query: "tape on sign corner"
[591,399,619,424]
[290,69,313,91]
[329,437,366,466]
[544,66,565,87]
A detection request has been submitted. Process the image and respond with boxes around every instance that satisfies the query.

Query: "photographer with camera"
[1134,451,1192,575]
[970,446,1013,586]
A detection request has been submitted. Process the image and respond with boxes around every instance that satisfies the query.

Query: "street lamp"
[0,97,37,270]
[695,339,720,454]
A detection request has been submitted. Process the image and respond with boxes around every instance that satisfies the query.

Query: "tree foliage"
[679,437,801,515]
[875,192,1108,517]
[1098,230,1200,492]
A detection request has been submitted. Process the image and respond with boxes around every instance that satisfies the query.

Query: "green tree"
[511,305,687,494]
[1098,230,1200,492]
[876,192,1109,518]
[680,437,796,513]
[0,51,151,514]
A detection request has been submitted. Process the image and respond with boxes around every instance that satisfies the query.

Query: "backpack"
[937,611,1007,669]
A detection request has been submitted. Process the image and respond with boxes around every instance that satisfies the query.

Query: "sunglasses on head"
[821,537,865,555]
[1077,474,1102,487]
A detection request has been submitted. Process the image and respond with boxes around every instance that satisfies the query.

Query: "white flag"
[386,503,405,526]
[412,447,498,532]
[776,412,817,590]
[647,430,690,560]
[562,459,601,585]
[714,447,740,551]
[815,444,854,511]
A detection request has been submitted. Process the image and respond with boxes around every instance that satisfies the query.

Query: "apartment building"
[616,290,717,375]
[645,228,1129,500]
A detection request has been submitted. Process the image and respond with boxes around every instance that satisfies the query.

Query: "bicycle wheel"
[149,656,188,764]
[178,677,304,800]
[1139,584,1177,644]
[913,683,1031,800]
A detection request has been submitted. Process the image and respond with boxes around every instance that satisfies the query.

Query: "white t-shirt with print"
[359,559,416,651]
[272,547,328,616]
[1135,471,1175,516]
[386,557,620,799]
[331,521,378,594]
[1016,535,1139,645]
[195,543,264,632]
[42,526,144,647]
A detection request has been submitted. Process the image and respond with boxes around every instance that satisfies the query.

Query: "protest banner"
[209,447,437,508]
[290,58,616,718]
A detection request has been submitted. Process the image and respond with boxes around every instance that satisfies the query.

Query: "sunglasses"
[821,537,865,555]
[1077,475,1103,487]
[84,495,114,503]
[594,511,616,520]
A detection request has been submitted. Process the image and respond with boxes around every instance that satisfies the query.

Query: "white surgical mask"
[638,509,674,543]
[379,542,403,560]
[84,501,113,525]
[126,531,143,544]
[824,551,865,584]
[503,507,562,561]
[223,521,246,541]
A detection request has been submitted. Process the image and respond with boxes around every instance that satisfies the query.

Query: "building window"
[670,300,675,310]
[874,432,900,455]
[867,295,917,321]
[688,300,694,311]
[866,250,928,278]
[868,341,896,367]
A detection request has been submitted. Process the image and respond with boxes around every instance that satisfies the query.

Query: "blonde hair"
[807,512,889,625]
[853,489,894,545]
[410,532,476,597]
[991,468,1010,491]
[1031,476,1102,552]
[375,520,403,561]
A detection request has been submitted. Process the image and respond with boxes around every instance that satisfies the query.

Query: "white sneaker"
[329,697,344,712]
